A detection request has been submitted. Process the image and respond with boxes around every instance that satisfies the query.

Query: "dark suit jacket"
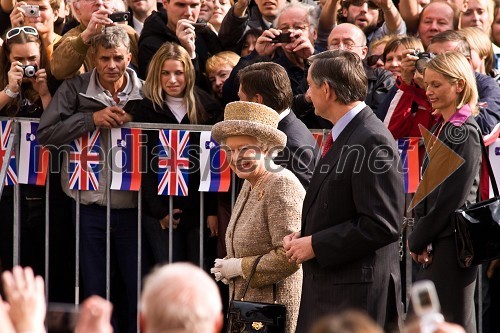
[275,111,320,189]
[296,107,404,332]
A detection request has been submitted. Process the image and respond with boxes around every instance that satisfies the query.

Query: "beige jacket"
[50,23,139,80]
[226,167,305,333]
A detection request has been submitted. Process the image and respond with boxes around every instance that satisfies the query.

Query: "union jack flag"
[69,129,101,191]
[0,120,17,185]
[158,130,189,196]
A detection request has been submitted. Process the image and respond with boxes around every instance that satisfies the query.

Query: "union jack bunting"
[68,129,101,191]
[0,120,17,185]
[158,130,190,196]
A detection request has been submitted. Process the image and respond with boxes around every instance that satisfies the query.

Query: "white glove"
[210,258,243,284]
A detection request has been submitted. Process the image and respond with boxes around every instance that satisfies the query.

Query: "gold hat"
[211,101,287,150]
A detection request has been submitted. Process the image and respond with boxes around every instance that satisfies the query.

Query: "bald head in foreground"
[140,263,223,333]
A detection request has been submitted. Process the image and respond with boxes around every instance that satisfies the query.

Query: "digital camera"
[270,32,292,44]
[20,5,40,17]
[21,64,38,78]
[413,50,435,74]
[109,11,130,22]
[410,280,444,333]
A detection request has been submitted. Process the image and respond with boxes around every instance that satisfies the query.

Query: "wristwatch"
[4,86,19,99]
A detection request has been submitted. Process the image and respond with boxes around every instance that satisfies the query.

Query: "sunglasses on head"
[6,26,39,40]
[347,0,380,9]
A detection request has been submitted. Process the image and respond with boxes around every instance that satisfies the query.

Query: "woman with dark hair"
[0,26,51,116]
[0,26,71,285]
[131,42,222,265]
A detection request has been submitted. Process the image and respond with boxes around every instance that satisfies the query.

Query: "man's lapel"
[302,108,369,221]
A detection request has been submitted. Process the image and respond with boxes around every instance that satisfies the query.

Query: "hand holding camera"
[176,20,197,58]
[255,28,286,56]
[9,2,38,27]
[80,7,114,44]
[109,11,130,23]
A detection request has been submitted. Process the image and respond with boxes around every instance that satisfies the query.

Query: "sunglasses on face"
[346,0,380,10]
[6,26,39,40]
[366,54,384,66]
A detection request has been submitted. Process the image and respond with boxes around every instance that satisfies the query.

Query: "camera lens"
[415,58,429,74]
[123,14,129,20]
[24,65,36,77]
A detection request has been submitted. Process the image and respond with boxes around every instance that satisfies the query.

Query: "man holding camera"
[50,0,139,80]
[218,0,287,52]
[38,26,145,333]
[138,0,222,81]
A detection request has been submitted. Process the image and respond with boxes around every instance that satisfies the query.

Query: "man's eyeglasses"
[328,41,364,51]
[278,24,310,33]
[6,26,39,40]
[345,0,379,10]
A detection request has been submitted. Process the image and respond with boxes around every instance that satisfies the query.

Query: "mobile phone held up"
[109,11,130,23]
[46,303,80,333]
[270,32,292,44]
[410,280,444,333]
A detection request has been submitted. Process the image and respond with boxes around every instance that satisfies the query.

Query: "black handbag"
[227,256,286,333]
[454,127,500,268]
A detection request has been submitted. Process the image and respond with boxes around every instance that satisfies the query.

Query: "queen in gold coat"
[211,101,304,333]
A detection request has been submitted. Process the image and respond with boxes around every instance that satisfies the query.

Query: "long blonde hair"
[143,42,199,123]
[425,52,479,115]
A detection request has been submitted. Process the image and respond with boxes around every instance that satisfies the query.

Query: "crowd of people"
[1,0,500,331]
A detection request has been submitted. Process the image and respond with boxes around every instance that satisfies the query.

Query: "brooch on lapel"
[258,190,265,201]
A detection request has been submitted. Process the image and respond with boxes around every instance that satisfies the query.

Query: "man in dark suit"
[237,62,320,189]
[284,50,404,333]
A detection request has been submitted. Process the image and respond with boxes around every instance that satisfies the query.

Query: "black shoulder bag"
[454,127,500,268]
[227,256,286,333]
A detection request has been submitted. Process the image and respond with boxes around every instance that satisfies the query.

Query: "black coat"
[275,111,319,189]
[297,107,404,332]
[130,89,222,225]
[408,116,481,332]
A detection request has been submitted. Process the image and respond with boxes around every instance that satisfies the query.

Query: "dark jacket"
[475,72,500,133]
[297,107,404,332]
[364,65,395,117]
[130,88,222,223]
[275,111,319,189]
[138,8,222,80]
[218,5,270,53]
[409,115,481,254]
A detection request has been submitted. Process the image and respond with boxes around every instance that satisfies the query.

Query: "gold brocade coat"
[226,167,304,333]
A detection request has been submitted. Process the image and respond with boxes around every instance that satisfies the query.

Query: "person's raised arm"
[319,0,339,31]
[2,266,46,333]
[398,0,420,33]
[373,0,404,34]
